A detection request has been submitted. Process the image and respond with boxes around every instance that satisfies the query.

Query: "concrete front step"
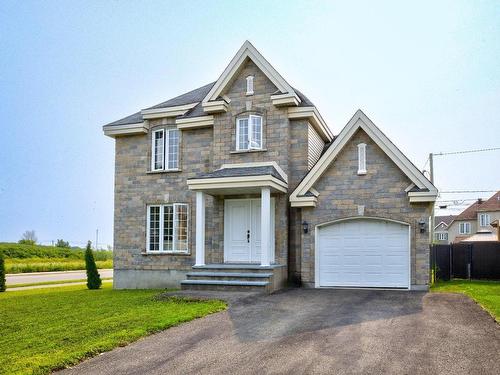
[192,263,284,274]
[186,272,273,282]
[180,279,269,292]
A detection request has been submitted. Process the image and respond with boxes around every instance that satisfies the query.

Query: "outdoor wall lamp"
[302,221,309,234]
[418,219,426,233]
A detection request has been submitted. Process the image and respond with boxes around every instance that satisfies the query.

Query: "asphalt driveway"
[59,289,500,375]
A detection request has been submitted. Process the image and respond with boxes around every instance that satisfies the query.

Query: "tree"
[19,230,37,245]
[85,241,101,289]
[55,239,70,248]
[0,253,5,292]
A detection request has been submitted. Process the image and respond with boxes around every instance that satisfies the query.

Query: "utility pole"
[429,152,435,244]
[429,152,434,184]
[95,228,99,251]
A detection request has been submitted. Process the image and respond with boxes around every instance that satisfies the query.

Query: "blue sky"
[1,0,499,247]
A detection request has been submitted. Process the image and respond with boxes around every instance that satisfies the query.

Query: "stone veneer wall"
[299,129,432,288]
[112,59,314,288]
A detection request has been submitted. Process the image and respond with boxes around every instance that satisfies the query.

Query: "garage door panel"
[318,219,409,288]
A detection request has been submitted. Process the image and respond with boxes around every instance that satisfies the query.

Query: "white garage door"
[318,219,409,288]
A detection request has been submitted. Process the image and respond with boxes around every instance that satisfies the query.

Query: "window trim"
[357,143,367,175]
[151,127,179,172]
[459,222,471,235]
[236,114,263,151]
[146,203,189,254]
[479,213,491,227]
[435,232,448,241]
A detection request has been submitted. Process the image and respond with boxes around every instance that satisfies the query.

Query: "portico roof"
[187,165,287,195]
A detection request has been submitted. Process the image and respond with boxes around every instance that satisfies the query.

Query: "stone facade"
[299,129,432,288]
[111,58,433,290]
[113,60,312,288]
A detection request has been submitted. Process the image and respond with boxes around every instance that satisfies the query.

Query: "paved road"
[6,269,113,286]
[59,289,500,375]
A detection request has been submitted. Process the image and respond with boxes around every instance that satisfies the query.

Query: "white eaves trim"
[176,115,214,130]
[141,103,198,119]
[202,100,229,113]
[434,221,450,230]
[103,122,148,137]
[202,40,299,105]
[270,93,300,107]
[290,109,438,206]
[288,106,334,142]
[187,175,288,193]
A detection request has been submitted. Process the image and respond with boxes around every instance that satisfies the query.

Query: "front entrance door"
[224,198,275,263]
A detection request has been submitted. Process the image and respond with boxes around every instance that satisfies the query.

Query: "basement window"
[357,143,367,175]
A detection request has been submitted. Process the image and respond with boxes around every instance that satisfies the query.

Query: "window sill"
[147,169,182,174]
[357,170,367,176]
[142,251,191,256]
[230,148,267,154]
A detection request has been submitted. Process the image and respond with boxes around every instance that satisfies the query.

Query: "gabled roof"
[145,82,215,110]
[452,191,500,222]
[477,191,500,212]
[434,215,455,229]
[202,40,298,104]
[290,110,438,207]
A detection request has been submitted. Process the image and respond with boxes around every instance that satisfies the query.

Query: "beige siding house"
[447,191,500,243]
[103,41,438,292]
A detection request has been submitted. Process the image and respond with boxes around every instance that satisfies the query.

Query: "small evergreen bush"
[0,253,6,292]
[85,241,101,290]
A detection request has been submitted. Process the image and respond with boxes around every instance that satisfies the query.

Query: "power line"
[433,147,500,156]
[439,190,498,194]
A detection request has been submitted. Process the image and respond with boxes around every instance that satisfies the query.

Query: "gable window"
[479,213,491,227]
[246,75,254,95]
[147,204,188,253]
[236,115,262,150]
[357,143,367,175]
[459,222,471,235]
[151,128,179,171]
[435,232,448,241]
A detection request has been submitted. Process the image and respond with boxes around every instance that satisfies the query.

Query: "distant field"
[0,243,113,273]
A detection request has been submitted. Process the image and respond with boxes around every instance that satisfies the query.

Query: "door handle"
[247,230,250,243]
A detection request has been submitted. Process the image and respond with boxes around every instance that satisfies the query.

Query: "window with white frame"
[151,128,179,171]
[459,222,471,235]
[236,115,262,150]
[246,75,254,95]
[479,213,491,227]
[147,204,188,253]
[435,232,448,241]
[357,143,367,175]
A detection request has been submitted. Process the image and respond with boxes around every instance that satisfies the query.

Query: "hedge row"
[0,243,112,261]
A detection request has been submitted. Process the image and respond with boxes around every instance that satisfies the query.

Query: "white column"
[260,187,271,267]
[195,191,205,266]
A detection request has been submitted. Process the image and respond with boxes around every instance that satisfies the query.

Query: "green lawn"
[431,280,500,322]
[0,284,226,375]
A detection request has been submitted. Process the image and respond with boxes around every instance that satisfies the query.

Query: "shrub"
[0,254,5,292]
[85,241,101,290]
[0,243,113,260]
[55,239,70,248]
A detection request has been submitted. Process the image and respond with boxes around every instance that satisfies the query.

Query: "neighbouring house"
[103,41,438,292]
[447,191,500,243]
[433,215,455,243]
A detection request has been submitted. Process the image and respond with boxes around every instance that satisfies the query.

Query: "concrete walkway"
[59,289,500,375]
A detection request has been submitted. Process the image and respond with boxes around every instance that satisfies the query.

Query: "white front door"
[224,198,275,263]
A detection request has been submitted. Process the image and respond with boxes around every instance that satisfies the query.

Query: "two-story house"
[103,41,437,292]
[448,191,500,243]
[433,215,455,243]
